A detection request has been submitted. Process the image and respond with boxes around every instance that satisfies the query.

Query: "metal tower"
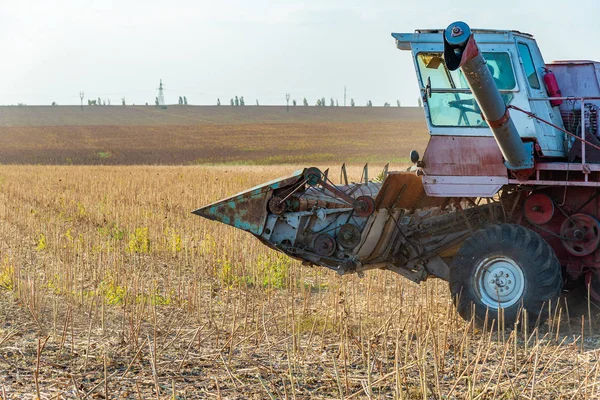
[157,79,166,108]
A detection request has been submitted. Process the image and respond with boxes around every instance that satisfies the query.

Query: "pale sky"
[2,0,599,107]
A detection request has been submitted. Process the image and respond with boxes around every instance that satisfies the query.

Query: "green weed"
[97,151,112,159]
[0,263,14,290]
[257,254,290,289]
[98,223,124,240]
[127,227,150,254]
[36,233,47,251]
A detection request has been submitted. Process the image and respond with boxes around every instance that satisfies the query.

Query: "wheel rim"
[474,255,525,309]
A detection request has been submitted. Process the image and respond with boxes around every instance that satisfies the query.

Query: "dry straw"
[0,164,597,398]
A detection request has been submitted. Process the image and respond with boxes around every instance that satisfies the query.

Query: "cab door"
[516,39,565,157]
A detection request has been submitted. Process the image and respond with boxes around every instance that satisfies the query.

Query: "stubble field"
[0,106,599,399]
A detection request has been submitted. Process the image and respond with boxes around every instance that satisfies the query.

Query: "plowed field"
[0,106,428,165]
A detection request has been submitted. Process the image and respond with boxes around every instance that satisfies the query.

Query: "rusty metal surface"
[355,208,396,260]
[361,208,404,262]
[422,136,506,177]
[192,170,304,235]
[375,171,442,210]
[192,186,273,235]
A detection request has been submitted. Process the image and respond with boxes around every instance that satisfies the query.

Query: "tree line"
[61,94,425,107]
[216,96,424,107]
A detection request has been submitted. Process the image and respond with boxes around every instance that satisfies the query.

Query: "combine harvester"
[195,21,600,327]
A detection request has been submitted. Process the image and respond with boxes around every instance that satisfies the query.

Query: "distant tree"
[230,98,234,106]
[103,100,106,106]
[184,96,188,105]
[256,99,259,106]
[384,102,390,107]
[217,98,221,106]
[155,97,159,107]
[292,99,296,107]
[397,100,401,107]
[321,97,326,107]
[367,100,373,107]
[316,98,322,107]
[121,97,126,106]
[52,101,57,106]
[417,97,423,107]
[350,98,355,107]
[303,97,308,106]
[336,99,339,107]
[240,96,245,106]
[145,102,148,106]
[235,96,239,106]
[330,98,334,107]
[88,99,92,106]
[98,97,102,106]
[107,99,111,106]
[178,96,183,105]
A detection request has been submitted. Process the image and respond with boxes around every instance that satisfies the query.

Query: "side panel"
[422,136,507,176]
[549,62,600,111]
[548,62,600,98]
[421,136,509,197]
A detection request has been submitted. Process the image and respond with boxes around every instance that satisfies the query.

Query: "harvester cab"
[195,21,600,328]
[394,23,570,195]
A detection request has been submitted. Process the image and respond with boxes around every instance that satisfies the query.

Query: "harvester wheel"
[450,223,562,328]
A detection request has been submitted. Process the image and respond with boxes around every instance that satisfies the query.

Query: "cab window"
[416,52,517,127]
[417,52,516,90]
[517,43,540,89]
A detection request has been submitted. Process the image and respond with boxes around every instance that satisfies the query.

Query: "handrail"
[508,103,600,152]
[528,96,600,101]
[424,88,517,94]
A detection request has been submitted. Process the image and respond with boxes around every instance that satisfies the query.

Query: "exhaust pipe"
[443,21,533,171]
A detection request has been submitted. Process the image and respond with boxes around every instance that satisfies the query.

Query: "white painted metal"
[474,255,525,309]
[423,175,507,197]
[547,61,600,110]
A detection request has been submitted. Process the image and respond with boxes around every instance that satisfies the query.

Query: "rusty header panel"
[192,170,305,235]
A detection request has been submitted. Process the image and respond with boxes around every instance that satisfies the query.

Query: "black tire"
[450,223,563,328]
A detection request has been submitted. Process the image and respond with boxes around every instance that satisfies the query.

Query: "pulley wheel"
[304,167,323,186]
[560,214,600,256]
[523,193,554,225]
[313,233,337,256]
[268,196,287,215]
[354,196,375,217]
[337,224,362,249]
